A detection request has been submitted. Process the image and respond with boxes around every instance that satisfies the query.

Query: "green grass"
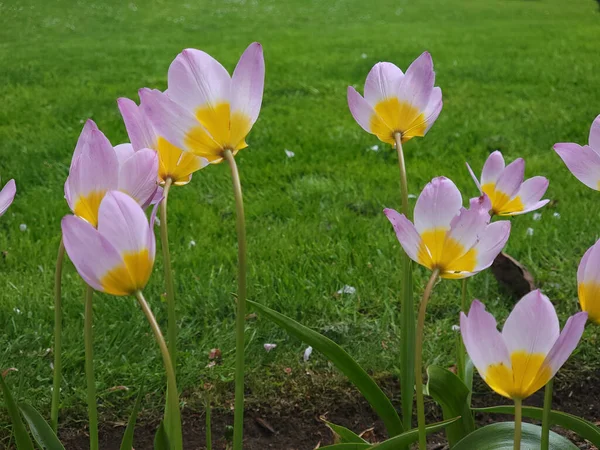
[1,0,600,435]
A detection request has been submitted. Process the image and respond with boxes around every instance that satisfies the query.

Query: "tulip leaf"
[425,365,474,447]
[120,385,145,450]
[474,405,600,446]
[453,422,579,449]
[0,374,35,450]
[154,422,170,450]
[319,417,461,450]
[247,300,403,437]
[324,421,368,443]
[18,403,65,450]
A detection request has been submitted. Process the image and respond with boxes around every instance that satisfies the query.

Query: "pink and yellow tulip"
[61,191,155,296]
[461,290,587,399]
[577,239,600,324]
[347,52,443,145]
[139,42,265,164]
[466,151,549,216]
[64,120,159,227]
[384,176,511,279]
[0,178,16,217]
[118,97,208,186]
[554,115,600,190]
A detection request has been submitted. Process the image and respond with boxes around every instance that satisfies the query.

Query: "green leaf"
[0,374,34,450]
[18,403,65,450]
[120,386,145,450]
[367,417,461,449]
[463,357,474,406]
[324,421,368,443]
[474,405,600,446]
[248,300,403,437]
[154,422,170,450]
[453,422,579,449]
[425,365,474,447]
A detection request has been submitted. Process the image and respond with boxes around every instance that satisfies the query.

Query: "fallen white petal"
[337,285,356,295]
[304,346,313,362]
[264,343,277,352]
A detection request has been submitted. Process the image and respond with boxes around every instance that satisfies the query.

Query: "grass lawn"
[1,0,600,437]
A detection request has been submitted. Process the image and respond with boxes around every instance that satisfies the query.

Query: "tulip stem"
[394,132,415,433]
[541,379,554,450]
[135,291,182,450]
[457,278,469,380]
[223,149,247,450]
[205,392,212,450]
[50,238,65,431]
[84,286,98,450]
[160,177,177,369]
[415,268,440,450]
[514,397,523,450]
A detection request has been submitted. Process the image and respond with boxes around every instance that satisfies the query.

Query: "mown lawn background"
[1,0,599,435]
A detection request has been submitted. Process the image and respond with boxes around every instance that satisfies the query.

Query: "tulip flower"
[347,52,442,145]
[554,115,600,190]
[466,151,549,216]
[384,176,511,279]
[461,291,587,399]
[118,97,208,186]
[64,120,159,227]
[577,238,600,324]
[61,191,155,296]
[0,178,16,217]
[139,42,265,164]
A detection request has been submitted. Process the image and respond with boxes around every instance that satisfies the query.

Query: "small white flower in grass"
[19,224,27,232]
[368,144,379,152]
[188,240,196,249]
[284,149,295,158]
[304,346,313,362]
[13,308,21,315]
[451,325,460,332]
[553,212,561,219]
[361,53,368,59]
[337,285,356,295]
[526,227,534,236]
[264,343,277,352]
[408,194,417,199]
[533,213,542,221]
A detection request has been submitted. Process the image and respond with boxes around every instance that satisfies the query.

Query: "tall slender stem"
[160,178,177,368]
[135,291,182,449]
[205,392,212,450]
[514,397,523,450]
[457,278,469,380]
[223,149,247,450]
[50,239,65,431]
[84,286,98,450]
[415,268,440,450]
[541,379,554,450]
[394,132,415,432]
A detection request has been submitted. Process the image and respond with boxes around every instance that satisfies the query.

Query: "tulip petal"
[422,86,442,134]
[0,179,16,217]
[364,62,404,106]
[70,119,100,171]
[114,143,135,167]
[577,241,594,286]
[118,149,159,208]
[61,215,123,292]
[589,114,600,149]
[231,42,265,127]
[466,162,482,192]
[447,195,491,254]
[481,151,505,186]
[494,158,524,199]
[542,312,587,377]
[397,51,435,112]
[383,208,424,264]
[167,48,231,113]
[578,240,600,324]
[347,86,382,135]
[118,97,157,151]
[414,176,463,234]
[554,143,600,191]
[471,220,511,272]
[503,176,549,216]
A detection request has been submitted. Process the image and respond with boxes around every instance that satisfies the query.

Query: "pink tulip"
[554,115,600,190]
[466,150,549,216]
[577,238,600,324]
[347,52,443,145]
[140,42,265,164]
[64,120,159,227]
[61,191,156,296]
[0,178,16,217]
[384,176,510,279]
[461,291,587,399]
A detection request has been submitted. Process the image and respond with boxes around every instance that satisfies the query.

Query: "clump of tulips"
[1,44,599,450]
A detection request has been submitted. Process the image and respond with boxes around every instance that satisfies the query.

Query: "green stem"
[457,278,469,380]
[514,397,522,450]
[160,177,176,369]
[394,132,415,433]
[84,286,98,450]
[415,268,440,450]
[50,239,65,432]
[206,392,212,450]
[223,149,247,450]
[541,379,553,450]
[135,291,182,449]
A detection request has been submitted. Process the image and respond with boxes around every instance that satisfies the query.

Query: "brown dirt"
[55,368,600,450]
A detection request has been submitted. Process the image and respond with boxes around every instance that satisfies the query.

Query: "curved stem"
[457,278,469,380]
[394,132,415,432]
[84,286,98,450]
[541,379,553,450]
[514,397,523,450]
[50,239,65,431]
[160,178,176,368]
[415,268,440,450]
[223,149,247,450]
[460,278,468,312]
[135,291,182,449]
